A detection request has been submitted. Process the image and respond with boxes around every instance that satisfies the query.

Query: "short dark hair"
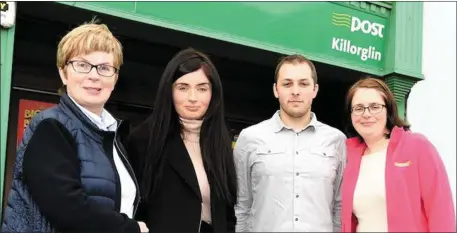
[345,76,410,140]
[274,54,318,84]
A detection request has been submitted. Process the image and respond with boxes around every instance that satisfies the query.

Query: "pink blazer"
[341,126,456,232]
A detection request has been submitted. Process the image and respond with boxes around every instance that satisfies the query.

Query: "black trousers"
[200,221,213,233]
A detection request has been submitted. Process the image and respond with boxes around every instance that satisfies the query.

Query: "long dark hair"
[141,48,237,205]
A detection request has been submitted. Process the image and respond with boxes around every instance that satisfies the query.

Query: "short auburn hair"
[274,54,317,84]
[345,76,410,140]
[56,18,123,70]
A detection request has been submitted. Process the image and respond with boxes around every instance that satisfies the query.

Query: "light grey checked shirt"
[234,111,347,232]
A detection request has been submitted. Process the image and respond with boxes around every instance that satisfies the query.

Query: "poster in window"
[16,99,56,146]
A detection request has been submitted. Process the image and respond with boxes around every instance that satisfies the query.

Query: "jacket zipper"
[114,121,141,216]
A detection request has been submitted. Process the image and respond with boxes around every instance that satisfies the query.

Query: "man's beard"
[280,104,311,119]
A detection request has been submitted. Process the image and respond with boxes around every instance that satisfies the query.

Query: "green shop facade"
[0,1,423,217]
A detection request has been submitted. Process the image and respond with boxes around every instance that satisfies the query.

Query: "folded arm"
[23,119,140,233]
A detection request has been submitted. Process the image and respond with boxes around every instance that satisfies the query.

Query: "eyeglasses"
[67,60,118,77]
[351,103,385,116]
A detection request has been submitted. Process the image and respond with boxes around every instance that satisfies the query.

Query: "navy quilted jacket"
[1,93,140,232]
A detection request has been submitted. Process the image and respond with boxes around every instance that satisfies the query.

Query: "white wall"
[407,2,456,212]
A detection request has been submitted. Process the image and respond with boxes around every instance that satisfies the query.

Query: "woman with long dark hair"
[126,48,237,233]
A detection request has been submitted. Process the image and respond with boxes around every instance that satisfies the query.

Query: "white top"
[352,149,388,232]
[68,96,137,218]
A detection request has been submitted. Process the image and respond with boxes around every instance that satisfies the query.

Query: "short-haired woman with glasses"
[340,77,455,232]
[1,21,148,233]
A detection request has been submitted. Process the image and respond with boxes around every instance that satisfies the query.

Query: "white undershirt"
[68,96,137,218]
[352,149,388,232]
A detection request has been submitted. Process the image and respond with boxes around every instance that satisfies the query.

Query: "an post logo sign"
[330,12,384,62]
[332,12,385,38]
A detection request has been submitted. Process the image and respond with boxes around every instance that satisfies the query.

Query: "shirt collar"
[68,95,117,131]
[272,110,318,133]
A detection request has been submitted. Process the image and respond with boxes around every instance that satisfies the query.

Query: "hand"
[138,221,149,233]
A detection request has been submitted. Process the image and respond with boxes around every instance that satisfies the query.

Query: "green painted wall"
[385,2,424,79]
[384,2,423,120]
[0,26,16,219]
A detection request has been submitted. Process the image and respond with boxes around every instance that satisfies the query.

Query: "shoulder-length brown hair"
[345,76,410,140]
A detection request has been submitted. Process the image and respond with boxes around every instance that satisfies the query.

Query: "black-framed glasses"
[351,103,386,116]
[67,60,118,77]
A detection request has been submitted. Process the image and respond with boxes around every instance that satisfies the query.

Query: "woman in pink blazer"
[341,77,455,232]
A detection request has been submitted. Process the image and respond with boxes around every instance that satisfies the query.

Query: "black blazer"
[126,125,236,233]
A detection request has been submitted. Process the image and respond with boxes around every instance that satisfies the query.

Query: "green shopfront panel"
[59,2,390,75]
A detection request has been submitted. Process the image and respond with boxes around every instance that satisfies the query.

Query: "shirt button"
[296,172,299,176]
[295,218,298,221]
[295,151,298,155]
[296,194,299,198]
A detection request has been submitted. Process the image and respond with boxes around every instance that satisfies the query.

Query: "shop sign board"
[60,1,389,73]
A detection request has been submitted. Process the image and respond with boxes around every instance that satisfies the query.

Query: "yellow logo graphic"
[332,12,351,28]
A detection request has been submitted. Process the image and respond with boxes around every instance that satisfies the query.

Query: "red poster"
[16,99,56,146]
